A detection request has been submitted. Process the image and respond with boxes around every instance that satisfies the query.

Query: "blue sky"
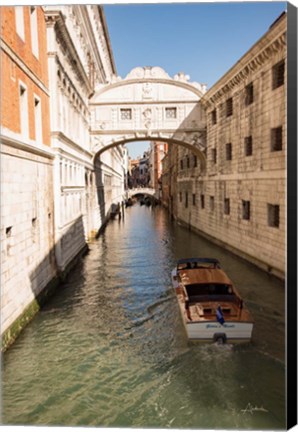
[104,1,286,158]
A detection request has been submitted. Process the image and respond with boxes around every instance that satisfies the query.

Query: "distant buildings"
[149,141,168,194]
[128,150,150,188]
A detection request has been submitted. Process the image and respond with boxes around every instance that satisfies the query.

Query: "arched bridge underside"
[90,66,207,168]
[127,188,158,199]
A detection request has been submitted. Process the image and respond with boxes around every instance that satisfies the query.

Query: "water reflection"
[2,205,285,429]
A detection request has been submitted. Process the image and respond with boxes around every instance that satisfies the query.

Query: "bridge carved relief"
[89,66,207,168]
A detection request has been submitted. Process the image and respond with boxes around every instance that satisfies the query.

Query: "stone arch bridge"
[89,66,207,168]
[127,187,158,199]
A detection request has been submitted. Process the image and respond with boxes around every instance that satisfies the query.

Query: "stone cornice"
[1,131,55,160]
[94,79,204,100]
[90,99,200,106]
[78,7,107,84]
[201,14,286,107]
[45,10,93,96]
[93,66,206,99]
[0,40,50,96]
[51,131,93,159]
[98,6,117,76]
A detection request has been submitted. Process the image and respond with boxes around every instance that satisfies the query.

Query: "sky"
[104,1,287,159]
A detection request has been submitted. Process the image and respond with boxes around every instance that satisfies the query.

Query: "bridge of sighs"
[89,66,208,169]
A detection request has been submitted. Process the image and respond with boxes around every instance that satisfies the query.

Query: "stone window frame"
[185,191,188,208]
[211,109,217,125]
[201,194,205,209]
[165,107,177,119]
[226,97,233,117]
[271,126,283,152]
[15,6,25,41]
[267,204,280,228]
[19,80,29,138]
[211,148,217,164]
[244,136,253,156]
[242,200,251,221]
[245,82,254,106]
[193,155,198,168]
[226,143,232,161]
[120,108,132,120]
[272,60,285,90]
[224,198,230,215]
[33,94,42,144]
[30,6,39,59]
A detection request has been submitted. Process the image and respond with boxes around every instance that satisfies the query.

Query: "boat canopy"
[177,258,220,270]
[179,268,233,286]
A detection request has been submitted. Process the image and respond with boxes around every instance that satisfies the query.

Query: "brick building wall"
[1,6,56,342]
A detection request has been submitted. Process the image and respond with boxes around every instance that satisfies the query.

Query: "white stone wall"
[1,142,55,334]
[45,6,125,271]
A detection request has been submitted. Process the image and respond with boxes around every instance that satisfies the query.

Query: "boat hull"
[185,320,253,342]
[176,299,253,342]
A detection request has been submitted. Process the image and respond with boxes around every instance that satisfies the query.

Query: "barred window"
[271,126,282,151]
[226,98,233,117]
[224,198,230,215]
[185,192,188,208]
[192,194,196,206]
[120,109,132,120]
[165,107,177,119]
[242,200,251,220]
[226,143,232,161]
[245,83,254,106]
[201,194,205,209]
[268,204,280,228]
[193,155,198,168]
[272,60,285,90]
[180,159,184,170]
[244,136,253,156]
[211,109,217,125]
[211,148,217,164]
[210,196,215,212]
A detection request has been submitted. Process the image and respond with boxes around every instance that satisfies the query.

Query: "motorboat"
[171,258,254,343]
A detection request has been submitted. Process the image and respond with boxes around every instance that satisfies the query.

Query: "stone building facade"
[1,5,127,349]
[1,6,56,343]
[149,141,168,195]
[162,13,286,279]
[44,5,125,273]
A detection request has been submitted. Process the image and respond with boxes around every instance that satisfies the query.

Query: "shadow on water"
[2,205,286,429]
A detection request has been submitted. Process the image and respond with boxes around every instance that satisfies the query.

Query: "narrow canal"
[2,205,285,429]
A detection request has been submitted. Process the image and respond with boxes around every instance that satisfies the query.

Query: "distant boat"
[171,258,254,343]
[125,198,133,207]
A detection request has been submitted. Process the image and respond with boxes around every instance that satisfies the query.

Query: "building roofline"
[98,5,117,76]
[201,11,287,106]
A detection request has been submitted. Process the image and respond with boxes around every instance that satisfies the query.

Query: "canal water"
[2,205,286,429]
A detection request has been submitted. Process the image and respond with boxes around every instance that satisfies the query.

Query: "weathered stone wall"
[1,143,56,337]
[166,14,286,279]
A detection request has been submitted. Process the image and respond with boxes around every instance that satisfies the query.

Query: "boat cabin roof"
[179,267,233,286]
[177,258,220,270]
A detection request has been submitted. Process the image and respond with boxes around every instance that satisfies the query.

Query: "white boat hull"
[186,320,253,342]
[177,301,253,342]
